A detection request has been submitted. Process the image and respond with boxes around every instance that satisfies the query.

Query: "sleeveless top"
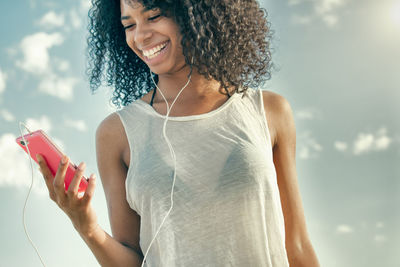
[116,88,289,267]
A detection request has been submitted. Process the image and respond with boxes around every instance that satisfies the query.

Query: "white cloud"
[65,119,88,132]
[296,110,314,119]
[52,137,66,152]
[298,146,311,159]
[38,73,77,101]
[295,107,321,120]
[80,0,92,12]
[0,133,47,195]
[6,118,65,194]
[38,11,65,29]
[353,133,374,154]
[54,58,70,72]
[16,32,64,75]
[0,68,6,94]
[289,0,345,27]
[15,32,78,101]
[314,0,345,15]
[0,109,15,122]
[375,135,391,150]
[288,0,302,6]
[312,142,323,151]
[336,224,354,234]
[322,14,338,26]
[298,131,323,159]
[334,141,348,151]
[24,116,53,133]
[21,116,65,153]
[70,9,82,29]
[353,127,392,155]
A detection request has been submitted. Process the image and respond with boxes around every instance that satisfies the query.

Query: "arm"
[88,112,144,266]
[36,112,143,267]
[262,91,320,267]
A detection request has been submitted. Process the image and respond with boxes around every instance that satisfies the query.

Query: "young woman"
[37,0,320,266]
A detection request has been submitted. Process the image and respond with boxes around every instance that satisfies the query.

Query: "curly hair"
[87,0,273,108]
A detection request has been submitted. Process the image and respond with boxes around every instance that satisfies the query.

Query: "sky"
[0,0,399,266]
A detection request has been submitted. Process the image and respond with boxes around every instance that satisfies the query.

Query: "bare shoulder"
[261,90,292,114]
[96,112,124,140]
[96,112,129,167]
[261,90,295,148]
[95,112,141,254]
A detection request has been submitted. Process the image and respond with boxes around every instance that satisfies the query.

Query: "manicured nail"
[78,162,86,170]
[36,154,41,162]
[61,155,68,164]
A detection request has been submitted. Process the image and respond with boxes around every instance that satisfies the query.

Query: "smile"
[142,41,169,59]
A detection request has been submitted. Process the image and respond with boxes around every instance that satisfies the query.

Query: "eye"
[123,14,161,31]
[123,24,136,30]
[149,14,161,21]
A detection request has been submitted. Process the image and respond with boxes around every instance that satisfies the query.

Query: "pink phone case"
[16,130,88,193]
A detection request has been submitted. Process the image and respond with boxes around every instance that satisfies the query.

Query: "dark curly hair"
[87,0,273,108]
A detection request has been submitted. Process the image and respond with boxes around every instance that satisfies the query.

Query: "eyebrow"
[121,7,153,21]
[121,16,131,21]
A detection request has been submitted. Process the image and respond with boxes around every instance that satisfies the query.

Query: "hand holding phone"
[17,126,99,242]
[16,130,88,193]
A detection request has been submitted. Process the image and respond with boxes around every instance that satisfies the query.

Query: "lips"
[142,40,170,64]
[142,41,169,58]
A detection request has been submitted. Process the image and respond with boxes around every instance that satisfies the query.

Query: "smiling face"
[120,0,186,75]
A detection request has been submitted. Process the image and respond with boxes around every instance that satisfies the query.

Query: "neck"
[154,65,228,102]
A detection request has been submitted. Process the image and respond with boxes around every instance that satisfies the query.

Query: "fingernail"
[36,154,41,162]
[61,156,67,164]
[78,162,86,170]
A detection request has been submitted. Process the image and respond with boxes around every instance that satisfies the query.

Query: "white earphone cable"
[140,70,192,267]
[18,65,195,267]
[18,122,47,267]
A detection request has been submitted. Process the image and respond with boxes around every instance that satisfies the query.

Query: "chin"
[148,61,187,76]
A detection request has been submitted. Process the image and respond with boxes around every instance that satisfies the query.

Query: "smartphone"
[16,130,88,193]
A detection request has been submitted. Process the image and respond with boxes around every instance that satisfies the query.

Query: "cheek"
[125,33,140,55]
[125,33,133,48]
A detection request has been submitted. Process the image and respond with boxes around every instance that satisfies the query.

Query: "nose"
[134,23,153,47]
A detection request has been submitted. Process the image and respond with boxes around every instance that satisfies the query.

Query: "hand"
[36,154,99,237]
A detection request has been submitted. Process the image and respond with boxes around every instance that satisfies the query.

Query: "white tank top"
[116,88,289,267]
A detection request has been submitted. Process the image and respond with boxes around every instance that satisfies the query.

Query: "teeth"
[143,42,168,58]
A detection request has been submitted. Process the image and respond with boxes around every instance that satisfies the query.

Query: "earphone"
[140,67,192,267]
[18,65,192,267]
[18,122,47,267]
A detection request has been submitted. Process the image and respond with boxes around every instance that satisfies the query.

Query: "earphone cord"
[140,69,192,267]
[18,122,47,267]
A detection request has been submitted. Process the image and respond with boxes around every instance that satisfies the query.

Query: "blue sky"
[0,0,399,266]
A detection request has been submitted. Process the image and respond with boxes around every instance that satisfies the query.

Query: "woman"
[37,0,320,266]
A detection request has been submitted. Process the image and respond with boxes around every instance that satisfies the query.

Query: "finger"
[36,154,57,200]
[36,154,53,180]
[82,174,96,205]
[53,155,69,202]
[67,162,85,198]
